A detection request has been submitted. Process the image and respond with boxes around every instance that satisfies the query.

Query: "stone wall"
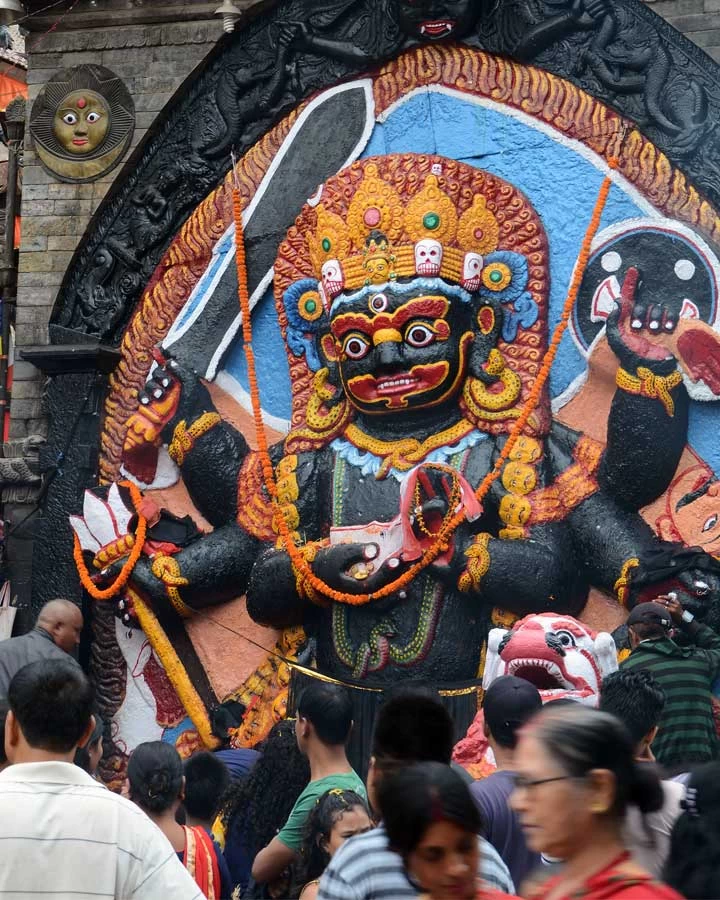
[12,17,224,439]
[650,0,720,62]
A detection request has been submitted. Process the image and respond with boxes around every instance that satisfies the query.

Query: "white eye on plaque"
[674,259,696,281]
[369,293,388,313]
[600,251,622,273]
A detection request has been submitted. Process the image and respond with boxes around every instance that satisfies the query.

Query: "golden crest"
[457,195,500,255]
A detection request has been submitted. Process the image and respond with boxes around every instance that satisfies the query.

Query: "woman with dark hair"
[294,789,373,900]
[663,762,720,899]
[377,761,519,900]
[73,713,104,778]
[510,706,683,899]
[219,719,310,896]
[127,741,233,899]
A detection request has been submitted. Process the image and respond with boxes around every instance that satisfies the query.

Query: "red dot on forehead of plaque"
[77,97,87,109]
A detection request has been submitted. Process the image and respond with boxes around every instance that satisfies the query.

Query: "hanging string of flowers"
[73,480,148,601]
[231,156,620,606]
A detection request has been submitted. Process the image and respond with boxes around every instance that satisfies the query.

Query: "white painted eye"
[343,334,370,360]
[675,259,696,281]
[86,111,102,124]
[555,630,577,648]
[601,251,622,273]
[405,324,435,348]
[62,112,78,125]
[370,293,388,313]
[702,514,718,533]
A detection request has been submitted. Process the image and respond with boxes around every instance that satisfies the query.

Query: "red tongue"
[677,328,720,393]
[122,443,159,486]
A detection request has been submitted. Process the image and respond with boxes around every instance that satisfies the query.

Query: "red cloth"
[526,852,683,900]
[182,825,222,900]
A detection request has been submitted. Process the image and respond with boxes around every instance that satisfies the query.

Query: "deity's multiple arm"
[130,522,263,612]
[599,299,689,512]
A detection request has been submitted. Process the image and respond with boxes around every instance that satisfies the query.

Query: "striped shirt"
[621,623,720,766]
[317,824,514,900]
[0,761,205,900]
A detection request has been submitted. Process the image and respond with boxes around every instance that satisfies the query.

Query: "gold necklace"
[344,418,476,474]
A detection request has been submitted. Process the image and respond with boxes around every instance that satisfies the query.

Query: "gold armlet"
[616,367,683,417]
[151,554,193,618]
[457,533,492,593]
[168,412,222,465]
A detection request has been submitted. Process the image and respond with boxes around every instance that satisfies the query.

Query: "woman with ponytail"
[127,741,233,899]
[510,706,683,899]
[664,763,720,899]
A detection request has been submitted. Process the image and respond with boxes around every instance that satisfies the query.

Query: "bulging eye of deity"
[52,90,110,155]
[414,239,443,277]
[405,323,437,348]
[343,333,371,360]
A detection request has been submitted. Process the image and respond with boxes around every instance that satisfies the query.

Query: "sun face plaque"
[30,65,135,183]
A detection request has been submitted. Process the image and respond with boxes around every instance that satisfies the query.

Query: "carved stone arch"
[50,0,720,345]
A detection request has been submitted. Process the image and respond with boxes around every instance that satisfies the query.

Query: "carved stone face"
[396,0,482,40]
[324,283,475,414]
[52,90,110,155]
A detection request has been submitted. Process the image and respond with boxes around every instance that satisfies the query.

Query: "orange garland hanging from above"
[231,158,619,606]
[73,480,148,601]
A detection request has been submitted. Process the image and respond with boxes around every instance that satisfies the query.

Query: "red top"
[525,853,684,900]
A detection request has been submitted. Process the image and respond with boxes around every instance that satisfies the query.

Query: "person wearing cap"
[470,675,543,887]
[621,595,720,769]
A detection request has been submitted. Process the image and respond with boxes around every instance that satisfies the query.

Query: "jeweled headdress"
[274,154,551,442]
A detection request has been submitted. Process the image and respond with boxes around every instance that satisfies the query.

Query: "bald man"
[0,600,82,699]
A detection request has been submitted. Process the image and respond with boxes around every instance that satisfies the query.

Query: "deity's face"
[324,283,474,414]
[396,0,481,40]
[52,90,109,154]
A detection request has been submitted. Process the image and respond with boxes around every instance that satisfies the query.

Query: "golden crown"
[306,162,502,303]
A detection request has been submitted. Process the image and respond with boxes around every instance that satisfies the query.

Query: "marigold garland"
[231,158,618,606]
[73,480,148,601]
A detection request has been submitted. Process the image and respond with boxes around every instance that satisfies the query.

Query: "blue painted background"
[214,90,720,474]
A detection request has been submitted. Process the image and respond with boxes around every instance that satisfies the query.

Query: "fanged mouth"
[376,375,420,395]
[420,20,455,37]
[507,658,568,692]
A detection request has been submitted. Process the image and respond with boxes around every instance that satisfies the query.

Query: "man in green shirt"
[621,595,720,769]
[252,681,366,886]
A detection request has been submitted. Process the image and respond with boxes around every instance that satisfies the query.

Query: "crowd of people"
[0,592,719,899]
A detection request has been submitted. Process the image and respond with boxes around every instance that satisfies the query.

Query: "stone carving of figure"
[107,155,719,726]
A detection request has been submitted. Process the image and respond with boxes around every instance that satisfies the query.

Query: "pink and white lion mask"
[483,612,619,705]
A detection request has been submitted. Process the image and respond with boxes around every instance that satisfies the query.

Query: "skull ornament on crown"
[415,238,443,276]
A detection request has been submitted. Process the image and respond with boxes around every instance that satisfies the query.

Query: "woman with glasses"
[377,761,520,900]
[510,705,683,899]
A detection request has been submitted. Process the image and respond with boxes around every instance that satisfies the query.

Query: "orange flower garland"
[73,480,148,601]
[232,159,618,605]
